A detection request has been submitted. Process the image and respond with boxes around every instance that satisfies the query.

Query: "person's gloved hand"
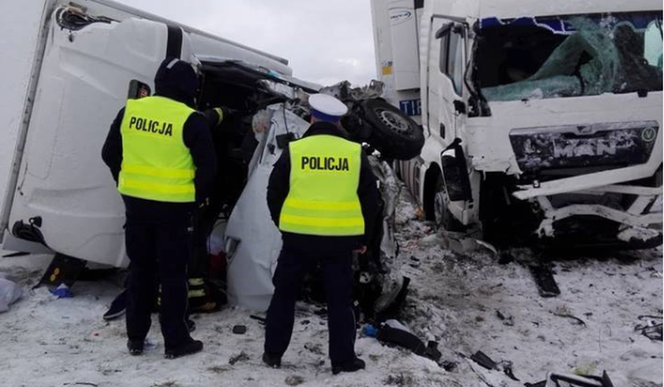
[215,106,239,123]
[204,107,237,128]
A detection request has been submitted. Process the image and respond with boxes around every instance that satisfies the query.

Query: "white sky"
[115,0,378,86]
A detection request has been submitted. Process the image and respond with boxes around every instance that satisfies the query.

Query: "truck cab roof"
[431,0,662,21]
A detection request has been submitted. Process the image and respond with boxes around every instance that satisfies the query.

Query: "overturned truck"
[0,0,421,317]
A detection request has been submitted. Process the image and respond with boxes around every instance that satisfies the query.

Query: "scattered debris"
[635,315,663,341]
[530,266,561,297]
[496,310,514,326]
[552,312,587,327]
[285,375,305,386]
[206,365,231,374]
[469,351,521,382]
[361,324,378,337]
[377,320,441,362]
[476,240,498,256]
[545,371,615,387]
[304,342,324,356]
[51,283,74,299]
[229,351,250,365]
[501,362,520,381]
[469,351,497,370]
[441,360,458,372]
[384,372,415,386]
[439,231,498,257]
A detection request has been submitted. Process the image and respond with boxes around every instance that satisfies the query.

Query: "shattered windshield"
[474,12,663,102]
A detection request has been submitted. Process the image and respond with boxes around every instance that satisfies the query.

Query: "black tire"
[362,99,424,160]
[434,175,465,232]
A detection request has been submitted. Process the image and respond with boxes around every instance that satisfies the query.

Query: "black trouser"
[125,218,192,349]
[188,203,221,279]
[264,246,356,366]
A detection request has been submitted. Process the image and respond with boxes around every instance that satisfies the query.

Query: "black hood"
[303,121,350,139]
[154,57,199,107]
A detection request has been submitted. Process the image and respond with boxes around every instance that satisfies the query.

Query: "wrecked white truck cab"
[372,0,663,248]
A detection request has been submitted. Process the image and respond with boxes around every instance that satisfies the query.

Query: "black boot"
[127,339,144,356]
[165,339,203,359]
[262,352,282,368]
[104,291,127,321]
[332,357,365,375]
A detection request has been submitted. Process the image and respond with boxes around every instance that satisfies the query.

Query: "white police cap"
[309,94,348,122]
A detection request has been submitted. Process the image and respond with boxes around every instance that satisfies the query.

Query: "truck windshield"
[473,12,663,102]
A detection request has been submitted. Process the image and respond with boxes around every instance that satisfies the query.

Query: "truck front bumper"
[527,183,662,247]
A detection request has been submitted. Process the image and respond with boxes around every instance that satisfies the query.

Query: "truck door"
[4,7,192,267]
[427,18,467,145]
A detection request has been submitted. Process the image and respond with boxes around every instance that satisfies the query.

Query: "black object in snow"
[530,265,561,297]
[377,321,441,362]
[469,351,497,370]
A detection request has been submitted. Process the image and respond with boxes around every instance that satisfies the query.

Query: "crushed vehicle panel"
[373,0,662,249]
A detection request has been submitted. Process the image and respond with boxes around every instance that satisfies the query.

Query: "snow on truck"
[371,0,663,249]
[0,0,420,314]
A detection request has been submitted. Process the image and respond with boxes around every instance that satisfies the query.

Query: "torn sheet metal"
[368,157,406,315]
[534,196,662,239]
[224,104,309,311]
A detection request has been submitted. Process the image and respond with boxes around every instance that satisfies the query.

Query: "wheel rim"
[375,108,413,136]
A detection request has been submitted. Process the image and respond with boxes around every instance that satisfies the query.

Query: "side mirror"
[453,100,466,115]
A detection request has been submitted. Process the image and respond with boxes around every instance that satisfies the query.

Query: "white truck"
[371,0,663,249]
[0,0,296,268]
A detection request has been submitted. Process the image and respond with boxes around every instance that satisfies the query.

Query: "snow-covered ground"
[0,191,662,387]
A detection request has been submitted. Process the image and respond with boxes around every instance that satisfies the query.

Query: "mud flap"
[37,253,87,289]
[441,138,473,202]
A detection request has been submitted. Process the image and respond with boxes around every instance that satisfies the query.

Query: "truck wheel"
[362,99,424,160]
[434,176,465,232]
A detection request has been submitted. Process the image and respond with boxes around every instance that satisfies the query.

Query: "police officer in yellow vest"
[263,94,379,374]
[102,58,216,359]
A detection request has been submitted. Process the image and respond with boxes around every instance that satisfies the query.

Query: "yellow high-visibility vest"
[279,134,365,236]
[118,96,196,203]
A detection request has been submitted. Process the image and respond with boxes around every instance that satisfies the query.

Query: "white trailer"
[371,0,663,248]
[0,0,292,267]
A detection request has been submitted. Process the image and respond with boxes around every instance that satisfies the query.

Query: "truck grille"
[510,121,659,175]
